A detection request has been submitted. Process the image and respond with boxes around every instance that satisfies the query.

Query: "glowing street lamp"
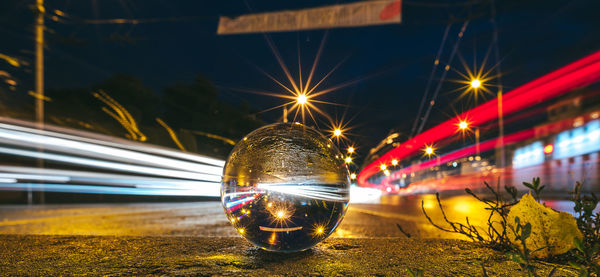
[350,173,356,180]
[333,128,342,137]
[391,159,398,166]
[458,120,468,130]
[345,156,352,164]
[347,146,355,154]
[297,94,308,105]
[314,225,326,236]
[275,210,289,220]
[380,164,387,171]
[425,146,435,156]
[470,79,481,89]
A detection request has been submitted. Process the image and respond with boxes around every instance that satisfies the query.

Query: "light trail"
[224,195,258,209]
[0,119,226,197]
[359,49,600,188]
[387,109,598,184]
[0,183,220,196]
[0,123,222,174]
[256,183,349,202]
[0,167,219,190]
[0,147,222,182]
[0,117,225,167]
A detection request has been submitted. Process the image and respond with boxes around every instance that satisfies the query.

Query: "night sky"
[2,0,600,159]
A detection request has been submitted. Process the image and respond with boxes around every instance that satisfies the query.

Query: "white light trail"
[224,195,258,208]
[0,167,218,190]
[0,183,221,196]
[0,118,225,167]
[0,120,227,197]
[0,125,222,175]
[0,147,222,182]
[256,183,349,202]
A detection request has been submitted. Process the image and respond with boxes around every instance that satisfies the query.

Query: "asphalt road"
[0,194,584,276]
[0,194,578,240]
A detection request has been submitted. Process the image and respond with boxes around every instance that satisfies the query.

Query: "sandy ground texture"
[0,234,577,276]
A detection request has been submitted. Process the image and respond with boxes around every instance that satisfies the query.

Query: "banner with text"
[217,0,402,35]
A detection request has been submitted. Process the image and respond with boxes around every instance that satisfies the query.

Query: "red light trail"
[358,50,600,188]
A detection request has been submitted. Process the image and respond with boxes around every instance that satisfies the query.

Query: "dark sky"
[2,0,600,158]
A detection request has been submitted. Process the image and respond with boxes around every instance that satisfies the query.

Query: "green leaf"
[571,251,586,262]
[507,252,525,263]
[522,223,531,239]
[573,237,584,253]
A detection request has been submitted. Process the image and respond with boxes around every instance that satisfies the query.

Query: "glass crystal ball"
[221,122,350,252]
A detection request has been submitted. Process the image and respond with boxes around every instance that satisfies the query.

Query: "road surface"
[0,194,579,239]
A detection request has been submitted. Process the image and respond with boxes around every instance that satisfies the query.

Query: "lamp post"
[32,0,45,205]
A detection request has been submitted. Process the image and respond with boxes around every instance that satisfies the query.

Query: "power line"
[415,20,469,136]
[409,23,452,138]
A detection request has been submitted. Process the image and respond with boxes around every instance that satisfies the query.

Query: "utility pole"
[475,128,480,155]
[491,0,505,190]
[35,0,44,126]
[33,0,45,204]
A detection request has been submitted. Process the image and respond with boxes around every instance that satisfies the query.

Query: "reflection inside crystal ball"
[221,122,350,252]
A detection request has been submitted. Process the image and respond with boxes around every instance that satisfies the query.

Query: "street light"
[297,94,307,105]
[470,79,481,89]
[425,145,435,156]
[380,164,387,171]
[333,128,342,137]
[347,146,355,154]
[458,120,468,130]
[391,159,398,166]
[345,156,352,164]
